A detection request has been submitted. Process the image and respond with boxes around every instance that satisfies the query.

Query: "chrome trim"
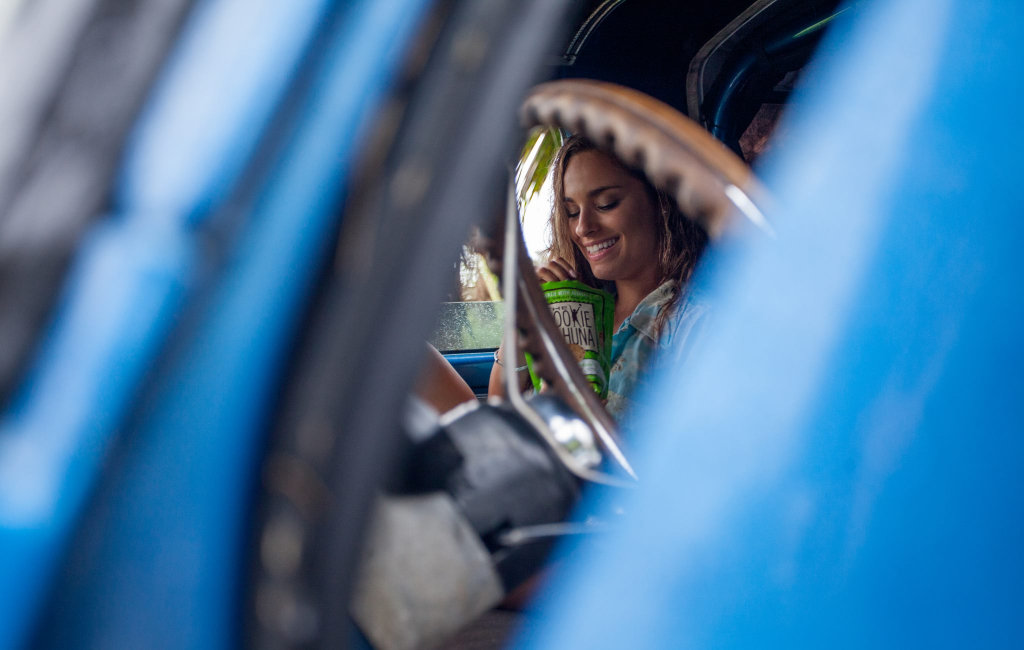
[563,0,626,65]
[501,175,636,486]
[686,0,781,124]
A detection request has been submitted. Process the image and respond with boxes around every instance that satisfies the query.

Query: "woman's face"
[562,150,660,283]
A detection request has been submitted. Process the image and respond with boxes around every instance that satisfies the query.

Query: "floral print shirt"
[605,281,709,427]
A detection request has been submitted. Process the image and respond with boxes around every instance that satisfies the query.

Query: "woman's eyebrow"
[588,184,621,197]
[563,185,620,203]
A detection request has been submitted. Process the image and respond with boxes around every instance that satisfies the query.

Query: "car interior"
[399,1,854,647]
[434,0,847,399]
[0,1,894,649]
[248,0,857,645]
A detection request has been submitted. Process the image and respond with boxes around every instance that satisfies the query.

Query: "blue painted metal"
[34,0,432,646]
[116,0,336,221]
[445,352,497,393]
[521,0,1024,648]
[446,352,497,366]
[0,1,337,647]
[0,0,432,648]
[0,220,194,650]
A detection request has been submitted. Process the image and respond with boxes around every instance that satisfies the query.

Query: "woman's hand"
[535,256,578,283]
[490,257,579,400]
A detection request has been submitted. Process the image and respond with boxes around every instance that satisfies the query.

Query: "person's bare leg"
[415,344,477,414]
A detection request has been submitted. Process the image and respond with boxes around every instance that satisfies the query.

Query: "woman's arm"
[415,344,477,413]
[487,343,530,399]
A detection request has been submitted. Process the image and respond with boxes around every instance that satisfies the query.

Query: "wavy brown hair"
[546,135,708,334]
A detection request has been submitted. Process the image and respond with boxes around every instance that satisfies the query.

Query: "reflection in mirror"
[516,126,563,263]
[402,74,776,647]
[456,242,499,301]
[431,126,564,353]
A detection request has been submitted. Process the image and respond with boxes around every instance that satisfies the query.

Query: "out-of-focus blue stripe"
[34,0,432,648]
[0,220,193,650]
[519,0,1024,648]
[115,0,336,222]
[0,1,341,648]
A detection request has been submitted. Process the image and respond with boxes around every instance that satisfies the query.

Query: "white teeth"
[586,238,618,255]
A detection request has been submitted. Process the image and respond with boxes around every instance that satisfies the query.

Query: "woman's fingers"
[536,257,578,283]
[536,266,561,282]
[549,257,578,280]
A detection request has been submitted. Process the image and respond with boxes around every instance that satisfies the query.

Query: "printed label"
[549,301,598,354]
[528,280,615,400]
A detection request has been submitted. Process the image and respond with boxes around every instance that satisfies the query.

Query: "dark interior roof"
[558,0,755,116]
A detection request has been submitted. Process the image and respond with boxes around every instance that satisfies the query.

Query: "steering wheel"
[496,79,772,484]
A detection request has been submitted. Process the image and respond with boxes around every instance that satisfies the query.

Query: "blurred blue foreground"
[521,0,1024,648]
[0,0,1021,648]
[0,0,430,648]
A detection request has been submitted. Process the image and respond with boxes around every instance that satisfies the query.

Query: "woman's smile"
[562,150,660,285]
[583,236,620,260]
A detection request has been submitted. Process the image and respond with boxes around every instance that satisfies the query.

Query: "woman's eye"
[567,210,580,218]
[597,200,620,211]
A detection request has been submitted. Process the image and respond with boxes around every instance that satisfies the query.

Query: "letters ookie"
[552,302,597,351]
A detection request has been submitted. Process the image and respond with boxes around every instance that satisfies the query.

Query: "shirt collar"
[618,280,676,341]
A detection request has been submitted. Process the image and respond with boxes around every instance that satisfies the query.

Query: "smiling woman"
[423,133,712,427]
[531,134,710,422]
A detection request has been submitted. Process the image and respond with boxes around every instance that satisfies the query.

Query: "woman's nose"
[575,207,597,237]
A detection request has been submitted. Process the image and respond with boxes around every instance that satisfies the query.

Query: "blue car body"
[0,0,431,647]
[0,0,1021,648]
